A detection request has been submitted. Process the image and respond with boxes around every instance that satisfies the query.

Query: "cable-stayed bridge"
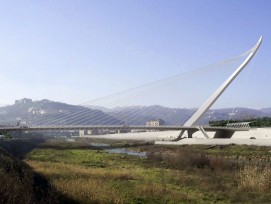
[0,36,263,141]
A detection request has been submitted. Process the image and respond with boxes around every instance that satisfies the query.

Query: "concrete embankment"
[84,128,271,146]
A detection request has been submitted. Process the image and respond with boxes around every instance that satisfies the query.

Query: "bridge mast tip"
[258,36,263,44]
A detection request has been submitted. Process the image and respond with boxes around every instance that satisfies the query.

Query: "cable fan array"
[32,48,252,127]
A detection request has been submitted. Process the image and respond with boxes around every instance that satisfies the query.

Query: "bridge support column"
[79,130,84,137]
[173,129,198,141]
[198,126,210,139]
[187,130,196,138]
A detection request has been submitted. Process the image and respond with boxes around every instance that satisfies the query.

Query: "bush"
[147,150,211,170]
[209,157,236,171]
[146,151,163,163]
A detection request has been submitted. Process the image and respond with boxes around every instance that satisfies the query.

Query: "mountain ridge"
[0,98,123,126]
[0,98,270,126]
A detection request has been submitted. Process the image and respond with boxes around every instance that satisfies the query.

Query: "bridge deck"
[0,125,249,132]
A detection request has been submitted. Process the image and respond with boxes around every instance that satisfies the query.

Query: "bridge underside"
[174,127,243,141]
[213,130,235,138]
[0,125,248,140]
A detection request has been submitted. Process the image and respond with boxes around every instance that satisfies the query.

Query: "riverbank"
[23,138,271,203]
[0,138,76,204]
[1,137,271,203]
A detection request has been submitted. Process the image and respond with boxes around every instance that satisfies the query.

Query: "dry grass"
[26,158,205,203]
[27,160,135,181]
[239,165,271,193]
[27,160,131,203]
[54,178,125,204]
[133,181,202,203]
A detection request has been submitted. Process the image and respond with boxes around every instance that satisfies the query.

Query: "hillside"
[0,99,270,126]
[0,99,123,126]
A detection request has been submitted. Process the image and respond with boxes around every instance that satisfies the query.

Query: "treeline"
[209,117,271,127]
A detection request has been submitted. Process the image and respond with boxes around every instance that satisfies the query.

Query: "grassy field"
[23,138,271,203]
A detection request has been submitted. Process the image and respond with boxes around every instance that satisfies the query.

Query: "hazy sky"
[0,0,270,108]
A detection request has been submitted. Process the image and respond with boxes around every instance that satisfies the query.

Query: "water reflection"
[90,143,146,157]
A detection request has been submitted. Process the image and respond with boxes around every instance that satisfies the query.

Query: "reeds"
[239,165,271,193]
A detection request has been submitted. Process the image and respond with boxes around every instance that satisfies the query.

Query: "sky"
[0,0,270,108]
